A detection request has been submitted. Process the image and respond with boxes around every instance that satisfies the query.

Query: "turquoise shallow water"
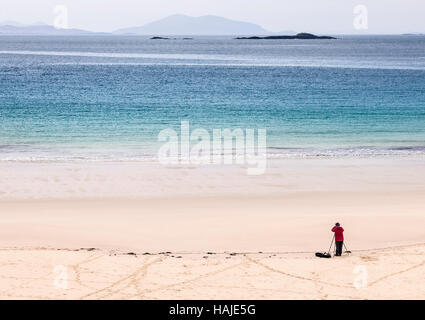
[0,35,424,161]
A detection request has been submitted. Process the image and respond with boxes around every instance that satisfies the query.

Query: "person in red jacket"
[332,223,344,256]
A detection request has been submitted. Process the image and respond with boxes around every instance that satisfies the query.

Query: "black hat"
[335,222,340,226]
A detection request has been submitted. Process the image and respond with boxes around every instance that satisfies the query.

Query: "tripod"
[344,242,352,254]
[328,235,351,255]
[328,235,335,255]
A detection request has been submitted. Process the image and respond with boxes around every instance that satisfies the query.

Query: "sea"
[0,35,424,161]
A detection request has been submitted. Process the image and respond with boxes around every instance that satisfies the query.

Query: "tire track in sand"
[70,254,104,290]
[138,260,246,297]
[245,255,352,289]
[79,256,163,300]
[368,259,425,287]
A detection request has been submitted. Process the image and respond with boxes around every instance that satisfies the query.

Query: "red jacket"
[332,226,344,242]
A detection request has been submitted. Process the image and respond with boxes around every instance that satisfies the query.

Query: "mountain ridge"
[0,15,296,36]
[114,14,270,35]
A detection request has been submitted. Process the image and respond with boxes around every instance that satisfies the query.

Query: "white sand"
[0,244,424,300]
[0,156,424,299]
[1,157,424,199]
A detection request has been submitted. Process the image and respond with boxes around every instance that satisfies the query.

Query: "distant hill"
[114,14,269,35]
[236,33,337,40]
[0,16,296,36]
[0,24,97,35]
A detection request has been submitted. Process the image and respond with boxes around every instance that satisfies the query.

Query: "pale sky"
[1,0,424,34]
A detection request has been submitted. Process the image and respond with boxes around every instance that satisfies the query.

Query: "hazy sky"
[1,0,424,34]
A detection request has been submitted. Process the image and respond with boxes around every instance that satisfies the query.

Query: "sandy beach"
[1,243,424,300]
[0,156,424,299]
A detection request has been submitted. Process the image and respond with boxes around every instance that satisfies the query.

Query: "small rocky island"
[150,36,193,40]
[236,33,336,40]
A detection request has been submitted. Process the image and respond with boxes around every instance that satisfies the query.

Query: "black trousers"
[335,241,343,256]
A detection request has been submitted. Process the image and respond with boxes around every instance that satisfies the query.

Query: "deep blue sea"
[0,35,424,161]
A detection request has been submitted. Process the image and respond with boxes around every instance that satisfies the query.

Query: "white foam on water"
[1,50,425,70]
[0,50,249,61]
